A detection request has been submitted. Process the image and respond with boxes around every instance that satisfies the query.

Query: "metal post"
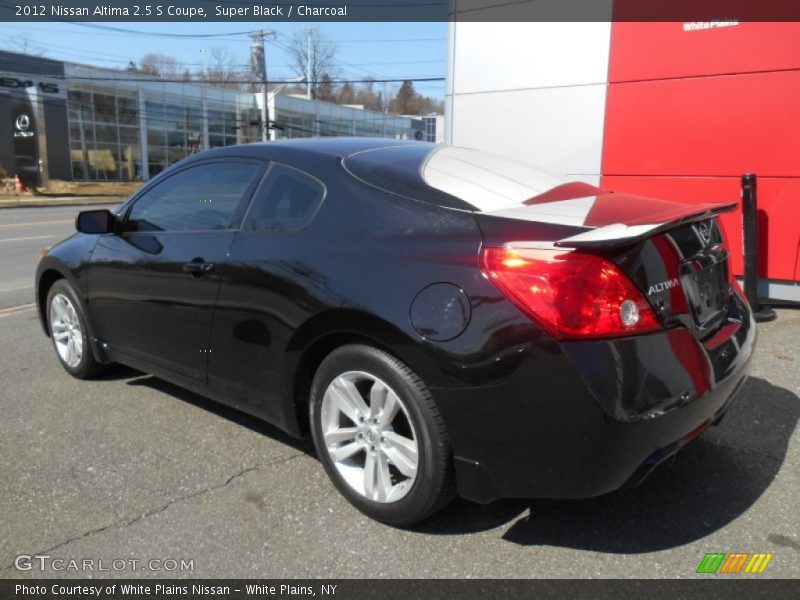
[261,68,269,142]
[741,173,776,322]
[250,30,276,142]
[200,97,209,151]
[306,26,314,100]
[31,89,48,189]
[137,89,149,181]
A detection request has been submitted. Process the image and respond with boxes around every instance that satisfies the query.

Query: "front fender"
[35,233,99,339]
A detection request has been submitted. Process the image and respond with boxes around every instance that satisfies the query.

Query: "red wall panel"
[602,71,800,178]
[609,22,800,82]
[604,23,800,288]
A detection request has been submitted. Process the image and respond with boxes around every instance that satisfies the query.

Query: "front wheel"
[310,344,456,526]
[46,279,106,379]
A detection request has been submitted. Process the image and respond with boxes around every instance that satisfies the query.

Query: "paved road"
[0,206,797,578]
[0,205,118,310]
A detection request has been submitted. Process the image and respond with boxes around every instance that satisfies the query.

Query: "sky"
[1,21,448,99]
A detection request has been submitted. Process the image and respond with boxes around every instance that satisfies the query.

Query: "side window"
[126,162,261,232]
[243,164,325,232]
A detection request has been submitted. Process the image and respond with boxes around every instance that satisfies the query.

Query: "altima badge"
[648,278,681,295]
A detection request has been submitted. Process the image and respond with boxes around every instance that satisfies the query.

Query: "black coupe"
[36,138,754,525]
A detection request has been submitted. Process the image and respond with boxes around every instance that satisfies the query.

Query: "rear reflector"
[481,245,662,340]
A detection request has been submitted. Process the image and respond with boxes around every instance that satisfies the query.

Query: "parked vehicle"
[36,138,755,525]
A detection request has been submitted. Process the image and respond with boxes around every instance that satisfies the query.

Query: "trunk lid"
[612,219,733,337]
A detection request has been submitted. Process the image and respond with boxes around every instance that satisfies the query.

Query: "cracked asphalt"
[0,305,797,579]
[0,207,797,579]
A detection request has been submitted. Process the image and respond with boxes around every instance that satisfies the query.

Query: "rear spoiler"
[554,202,738,249]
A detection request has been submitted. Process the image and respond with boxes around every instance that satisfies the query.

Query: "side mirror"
[76,209,115,234]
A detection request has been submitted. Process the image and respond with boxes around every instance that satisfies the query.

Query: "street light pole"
[249,29,276,142]
[266,76,305,140]
[305,26,315,100]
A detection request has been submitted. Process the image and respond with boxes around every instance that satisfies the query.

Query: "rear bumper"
[433,292,755,503]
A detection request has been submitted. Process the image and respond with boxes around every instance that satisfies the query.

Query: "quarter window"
[126,162,261,232]
[244,164,325,232]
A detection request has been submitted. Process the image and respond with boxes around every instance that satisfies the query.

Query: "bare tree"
[286,27,339,99]
[389,80,419,115]
[197,47,244,90]
[316,74,337,103]
[139,52,184,79]
[387,80,444,116]
[337,82,356,105]
[10,34,46,56]
[355,78,383,112]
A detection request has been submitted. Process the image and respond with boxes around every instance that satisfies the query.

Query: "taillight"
[481,245,662,340]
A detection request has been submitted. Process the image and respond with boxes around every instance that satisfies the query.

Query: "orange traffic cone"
[14,174,27,193]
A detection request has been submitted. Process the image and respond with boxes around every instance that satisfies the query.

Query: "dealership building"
[446,19,800,302]
[0,49,425,185]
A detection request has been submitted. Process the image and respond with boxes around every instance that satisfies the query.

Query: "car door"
[207,163,327,424]
[87,159,265,382]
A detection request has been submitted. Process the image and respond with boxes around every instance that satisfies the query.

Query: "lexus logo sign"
[13,113,34,138]
[15,114,30,131]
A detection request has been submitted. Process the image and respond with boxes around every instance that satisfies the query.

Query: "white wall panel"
[451,22,612,94]
[450,84,607,182]
[446,22,612,183]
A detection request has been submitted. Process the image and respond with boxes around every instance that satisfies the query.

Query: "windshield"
[343,144,564,212]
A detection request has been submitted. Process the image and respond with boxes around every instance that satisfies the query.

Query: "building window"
[67,84,142,181]
[66,82,245,181]
[424,116,437,143]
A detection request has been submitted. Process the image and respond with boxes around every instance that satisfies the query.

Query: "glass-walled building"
[64,63,246,181]
[0,50,425,184]
[262,94,424,141]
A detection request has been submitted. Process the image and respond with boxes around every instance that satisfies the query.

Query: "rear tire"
[309,344,456,526]
[46,279,107,379]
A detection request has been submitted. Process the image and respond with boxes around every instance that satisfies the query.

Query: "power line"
[2,41,442,71]
[349,58,445,65]
[2,30,446,78]
[0,48,444,84]
[63,75,445,84]
[330,38,445,43]
[1,79,439,121]
[69,22,258,39]
[270,33,382,87]
[0,94,425,163]
[0,21,446,99]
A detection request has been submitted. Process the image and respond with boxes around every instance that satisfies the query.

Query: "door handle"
[183,259,215,276]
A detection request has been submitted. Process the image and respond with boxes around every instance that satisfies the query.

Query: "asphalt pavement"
[0,206,798,579]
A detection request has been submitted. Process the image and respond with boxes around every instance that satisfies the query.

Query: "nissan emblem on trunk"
[697,221,711,245]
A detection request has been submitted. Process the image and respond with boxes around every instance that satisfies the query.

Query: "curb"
[0,196,125,208]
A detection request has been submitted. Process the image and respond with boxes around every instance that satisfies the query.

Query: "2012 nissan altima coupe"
[36,138,755,525]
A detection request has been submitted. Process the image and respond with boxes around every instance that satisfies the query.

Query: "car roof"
[184,137,433,164]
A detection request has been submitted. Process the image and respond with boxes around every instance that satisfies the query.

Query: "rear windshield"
[343,144,564,212]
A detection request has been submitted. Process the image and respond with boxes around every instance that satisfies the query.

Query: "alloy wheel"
[49,293,84,368]
[320,371,419,503]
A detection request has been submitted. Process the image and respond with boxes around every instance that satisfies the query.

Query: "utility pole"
[305,26,315,100]
[249,29,276,142]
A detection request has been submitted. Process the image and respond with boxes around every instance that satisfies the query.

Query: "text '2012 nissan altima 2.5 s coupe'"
[36,138,755,526]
